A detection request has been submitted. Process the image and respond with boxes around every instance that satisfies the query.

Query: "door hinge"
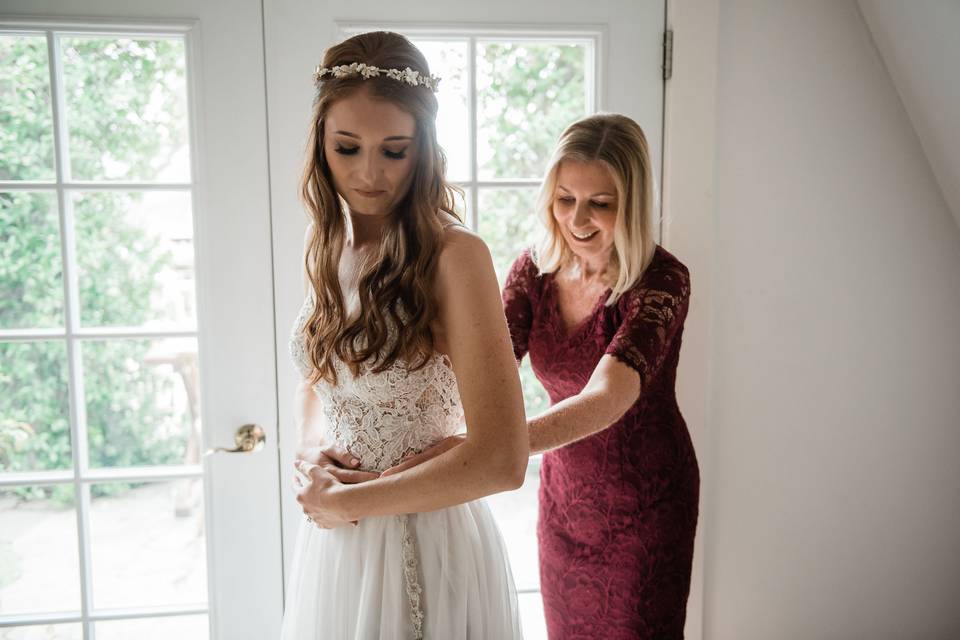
[663,29,674,81]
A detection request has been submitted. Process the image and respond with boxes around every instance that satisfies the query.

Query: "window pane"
[96,615,208,640]
[477,187,540,286]
[0,487,81,614]
[477,41,588,179]
[476,188,550,414]
[82,338,200,469]
[0,35,55,181]
[518,592,547,640]
[485,457,541,591]
[0,191,63,329]
[410,39,469,182]
[519,357,550,418]
[89,480,207,608]
[73,191,196,329]
[61,36,190,182]
[0,341,71,473]
[0,624,83,640]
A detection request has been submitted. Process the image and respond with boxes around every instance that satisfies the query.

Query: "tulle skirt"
[280,499,523,639]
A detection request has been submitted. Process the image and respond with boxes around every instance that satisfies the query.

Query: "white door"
[0,2,282,639]
[264,1,664,637]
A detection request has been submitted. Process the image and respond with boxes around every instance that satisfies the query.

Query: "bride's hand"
[296,442,380,484]
[380,434,467,477]
[293,460,356,529]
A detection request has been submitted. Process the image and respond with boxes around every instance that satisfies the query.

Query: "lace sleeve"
[501,249,538,363]
[605,257,691,391]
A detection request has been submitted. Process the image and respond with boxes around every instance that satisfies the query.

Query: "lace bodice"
[288,294,465,473]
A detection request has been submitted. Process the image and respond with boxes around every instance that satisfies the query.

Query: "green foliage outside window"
[1,37,189,501]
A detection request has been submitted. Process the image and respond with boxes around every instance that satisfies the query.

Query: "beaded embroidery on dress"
[280,293,523,640]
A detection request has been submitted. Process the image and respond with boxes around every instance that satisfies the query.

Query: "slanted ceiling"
[858,0,960,230]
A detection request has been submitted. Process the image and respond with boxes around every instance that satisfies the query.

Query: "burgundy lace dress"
[502,245,699,639]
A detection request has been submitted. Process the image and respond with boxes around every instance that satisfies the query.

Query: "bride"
[280,31,527,639]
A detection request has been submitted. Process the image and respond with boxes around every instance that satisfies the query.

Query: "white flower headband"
[313,62,441,92]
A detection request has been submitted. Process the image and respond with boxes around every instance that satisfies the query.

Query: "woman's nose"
[572,202,592,228]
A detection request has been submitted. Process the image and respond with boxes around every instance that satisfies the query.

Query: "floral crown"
[313,62,441,92]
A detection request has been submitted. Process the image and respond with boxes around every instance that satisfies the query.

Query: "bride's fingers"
[321,443,360,469]
[294,459,320,477]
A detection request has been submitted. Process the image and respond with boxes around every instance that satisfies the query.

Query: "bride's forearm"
[334,438,525,520]
[294,381,326,452]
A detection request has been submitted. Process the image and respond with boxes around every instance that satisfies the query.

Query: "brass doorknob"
[204,423,266,456]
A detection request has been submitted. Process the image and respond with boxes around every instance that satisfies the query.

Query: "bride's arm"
[300,229,528,521]
[293,222,375,482]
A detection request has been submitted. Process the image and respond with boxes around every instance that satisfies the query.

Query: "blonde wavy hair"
[534,113,657,305]
[300,31,462,384]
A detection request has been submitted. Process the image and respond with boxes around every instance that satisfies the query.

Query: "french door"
[0,1,283,638]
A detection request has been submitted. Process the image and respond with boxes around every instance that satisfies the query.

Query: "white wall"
[693,1,960,638]
[857,0,960,230]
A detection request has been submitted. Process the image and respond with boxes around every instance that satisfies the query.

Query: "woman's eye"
[384,149,407,160]
[334,145,359,156]
[591,201,610,209]
[557,197,575,204]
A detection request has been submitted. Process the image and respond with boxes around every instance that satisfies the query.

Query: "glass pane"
[0,341,71,473]
[486,457,540,591]
[0,192,63,329]
[0,487,81,614]
[90,480,207,608]
[410,39,469,182]
[455,186,471,226]
[518,592,547,640]
[0,624,83,640]
[519,357,550,418]
[0,35,55,181]
[477,41,588,179]
[96,615,208,640]
[61,36,190,182]
[82,338,200,469]
[477,188,540,286]
[73,191,196,329]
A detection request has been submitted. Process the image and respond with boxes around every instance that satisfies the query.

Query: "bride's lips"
[354,188,386,198]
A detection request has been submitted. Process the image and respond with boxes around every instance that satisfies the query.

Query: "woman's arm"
[381,356,638,472]
[297,229,529,522]
[527,355,639,454]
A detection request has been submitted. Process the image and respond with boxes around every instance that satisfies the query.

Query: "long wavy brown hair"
[300,31,461,385]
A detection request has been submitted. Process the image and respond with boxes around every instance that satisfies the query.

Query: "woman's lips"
[569,229,599,241]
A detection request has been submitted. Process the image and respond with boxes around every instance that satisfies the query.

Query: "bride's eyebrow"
[333,130,413,143]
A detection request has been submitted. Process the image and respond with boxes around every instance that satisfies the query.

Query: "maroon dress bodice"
[502,245,699,639]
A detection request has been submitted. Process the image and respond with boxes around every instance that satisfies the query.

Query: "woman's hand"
[293,460,356,529]
[381,434,467,477]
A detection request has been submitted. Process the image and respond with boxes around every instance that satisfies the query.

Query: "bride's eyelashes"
[333,144,408,160]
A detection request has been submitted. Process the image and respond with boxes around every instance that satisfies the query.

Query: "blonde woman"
[282,31,526,639]
[387,114,698,638]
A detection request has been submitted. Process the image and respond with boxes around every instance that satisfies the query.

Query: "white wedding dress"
[280,294,523,640]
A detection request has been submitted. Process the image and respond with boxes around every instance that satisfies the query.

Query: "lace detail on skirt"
[399,515,424,639]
